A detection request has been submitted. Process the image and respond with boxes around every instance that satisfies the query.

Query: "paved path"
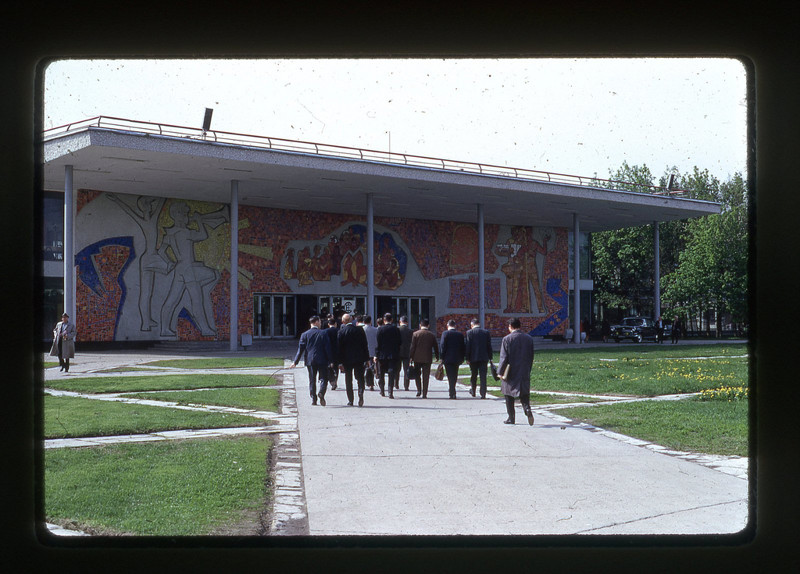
[42,338,749,537]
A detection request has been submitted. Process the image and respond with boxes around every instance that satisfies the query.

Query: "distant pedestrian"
[395,315,413,390]
[361,315,379,390]
[601,319,610,343]
[497,317,535,425]
[409,318,439,398]
[50,312,76,372]
[376,313,401,398]
[671,315,681,344]
[655,315,665,344]
[292,315,334,406]
[337,313,370,406]
[440,319,466,399]
[325,317,340,389]
[465,318,492,398]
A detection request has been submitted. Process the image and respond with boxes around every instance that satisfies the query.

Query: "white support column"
[477,203,485,327]
[654,221,661,321]
[63,165,75,320]
[366,193,375,318]
[573,212,581,344]
[230,180,239,351]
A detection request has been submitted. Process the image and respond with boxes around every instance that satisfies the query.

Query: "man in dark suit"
[324,316,340,390]
[292,315,334,406]
[395,315,413,391]
[337,313,370,406]
[465,318,493,399]
[375,312,401,398]
[497,317,535,425]
[440,319,466,399]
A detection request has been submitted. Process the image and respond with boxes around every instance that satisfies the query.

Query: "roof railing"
[43,116,688,196]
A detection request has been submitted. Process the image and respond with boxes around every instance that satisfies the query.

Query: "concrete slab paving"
[292,367,749,536]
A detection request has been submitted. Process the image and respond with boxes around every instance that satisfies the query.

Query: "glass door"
[253,294,296,338]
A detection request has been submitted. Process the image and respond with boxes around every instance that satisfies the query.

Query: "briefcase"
[490,361,500,381]
[408,363,420,379]
[434,363,445,381]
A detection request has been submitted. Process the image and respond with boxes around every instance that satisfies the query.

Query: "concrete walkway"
[42,338,749,537]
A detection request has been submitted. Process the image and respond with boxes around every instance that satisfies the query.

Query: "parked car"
[611,317,658,343]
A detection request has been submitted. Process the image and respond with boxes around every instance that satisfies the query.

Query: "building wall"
[74,190,570,340]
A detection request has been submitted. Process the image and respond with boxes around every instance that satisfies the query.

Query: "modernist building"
[40,117,720,348]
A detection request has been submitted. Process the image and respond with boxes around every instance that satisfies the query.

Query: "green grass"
[527,343,748,396]
[44,373,280,394]
[44,395,268,439]
[120,387,281,412]
[142,357,285,369]
[45,437,271,536]
[559,398,749,456]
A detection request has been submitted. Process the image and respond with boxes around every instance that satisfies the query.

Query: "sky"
[42,58,748,182]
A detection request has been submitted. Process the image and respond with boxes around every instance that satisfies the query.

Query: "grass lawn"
[44,395,268,439]
[559,398,749,457]
[120,387,281,412]
[142,357,285,369]
[45,436,272,536]
[45,373,280,394]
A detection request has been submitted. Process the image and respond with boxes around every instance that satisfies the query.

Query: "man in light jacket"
[497,317,535,425]
[50,312,77,372]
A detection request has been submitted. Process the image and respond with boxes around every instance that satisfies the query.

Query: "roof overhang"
[42,127,720,232]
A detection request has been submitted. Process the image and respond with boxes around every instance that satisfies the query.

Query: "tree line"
[590,162,748,337]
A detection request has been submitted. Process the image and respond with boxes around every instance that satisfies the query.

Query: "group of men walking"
[292,312,537,425]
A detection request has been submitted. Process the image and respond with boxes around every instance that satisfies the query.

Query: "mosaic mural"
[74,190,570,341]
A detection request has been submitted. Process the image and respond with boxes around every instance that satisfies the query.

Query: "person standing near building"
[50,312,76,372]
[361,315,379,391]
[497,317,535,425]
[395,315,413,391]
[409,318,439,398]
[655,315,665,344]
[465,318,493,399]
[337,313,370,406]
[440,319,466,399]
[375,313,401,398]
[325,316,340,390]
[671,315,681,344]
[292,315,333,406]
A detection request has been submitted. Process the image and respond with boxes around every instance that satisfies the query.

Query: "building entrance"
[376,296,433,328]
[253,294,296,338]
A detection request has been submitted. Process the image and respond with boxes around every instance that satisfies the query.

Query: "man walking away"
[671,315,681,344]
[292,315,334,406]
[409,318,439,398]
[497,317,535,425]
[396,315,413,390]
[337,313,370,406]
[361,315,379,391]
[376,313,401,398]
[465,318,493,398]
[440,319,466,399]
[325,316,340,389]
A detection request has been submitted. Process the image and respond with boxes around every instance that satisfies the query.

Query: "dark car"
[611,317,658,343]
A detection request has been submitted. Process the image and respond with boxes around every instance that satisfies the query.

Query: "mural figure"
[106,193,169,331]
[296,247,314,286]
[159,201,228,337]
[374,234,403,290]
[283,247,296,280]
[340,228,367,287]
[449,225,478,271]
[495,226,554,314]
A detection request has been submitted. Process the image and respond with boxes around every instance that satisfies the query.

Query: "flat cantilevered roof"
[41,118,720,232]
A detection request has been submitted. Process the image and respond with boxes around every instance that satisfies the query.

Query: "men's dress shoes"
[318,393,326,406]
[358,396,364,407]
[312,399,317,406]
[526,410,535,426]
[380,390,386,397]
[504,418,515,425]
[59,365,64,372]
[469,388,476,397]
[389,393,394,399]
[347,401,354,406]
[416,392,422,397]
[331,384,337,390]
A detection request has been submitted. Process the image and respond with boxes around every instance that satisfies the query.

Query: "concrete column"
[230,180,239,351]
[63,165,75,319]
[573,213,581,344]
[654,221,661,321]
[366,193,375,318]
[477,203,485,327]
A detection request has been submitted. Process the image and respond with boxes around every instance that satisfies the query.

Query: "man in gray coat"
[497,317,535,425]
[50,312,77,372]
